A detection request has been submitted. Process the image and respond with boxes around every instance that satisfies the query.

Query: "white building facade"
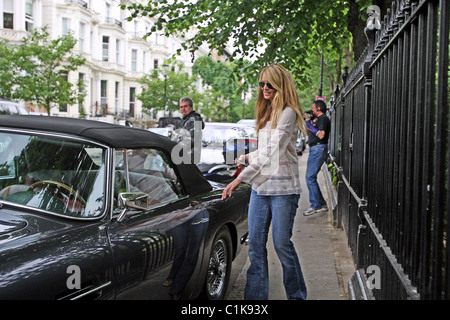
[0,0,208,121]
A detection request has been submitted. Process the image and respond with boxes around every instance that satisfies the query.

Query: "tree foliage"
[122,0,371,82]
[138,62,202,115]
[121,0,388,114]
[138,58,252,121]
[193,56,240,121]
[0,27,86,115]
[122,0,401,118]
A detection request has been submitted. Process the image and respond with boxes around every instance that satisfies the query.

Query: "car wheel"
[204,227,232,300]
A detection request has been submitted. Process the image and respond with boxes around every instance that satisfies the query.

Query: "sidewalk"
[227,148,355,300]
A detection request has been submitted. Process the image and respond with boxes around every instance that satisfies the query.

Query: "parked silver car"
[296,131,307,155]
[0,100,29,115]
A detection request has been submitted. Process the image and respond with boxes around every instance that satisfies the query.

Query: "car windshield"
[0,131,106,218]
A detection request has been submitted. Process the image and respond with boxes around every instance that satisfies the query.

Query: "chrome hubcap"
[206,239,227,298]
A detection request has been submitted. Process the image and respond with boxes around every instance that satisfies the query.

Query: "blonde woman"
[222,63,307,300]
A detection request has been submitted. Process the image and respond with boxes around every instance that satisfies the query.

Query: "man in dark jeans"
[303,100,331,216]
[178,97,204,164]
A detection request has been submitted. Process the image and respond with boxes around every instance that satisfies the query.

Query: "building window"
[116,39,120,63]
[115,81,119,115]
[62,18,70,37]
[78,73,85,114]
[133,20,138,37]
[129,87,136,118]
[59,73,69,112]
[131,49,137,71]
[143,51,146,72]
[25,0,34,31]
[3,0,13,29]
[101,80,107,115]
[79,22,85,52]
[154,59,159,69]
[102,36,109,61]
[105,2,111,18]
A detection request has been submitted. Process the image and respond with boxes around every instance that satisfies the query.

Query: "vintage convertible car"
[0,115,249,300]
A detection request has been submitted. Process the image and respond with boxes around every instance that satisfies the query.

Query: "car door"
[107,148,210,299]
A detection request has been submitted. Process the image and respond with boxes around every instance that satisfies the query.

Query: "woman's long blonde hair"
[255,63,306,135]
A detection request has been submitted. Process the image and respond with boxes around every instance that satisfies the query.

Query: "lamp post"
[319,55,324,97]
[241,80,246,119]
[162,64,169,117]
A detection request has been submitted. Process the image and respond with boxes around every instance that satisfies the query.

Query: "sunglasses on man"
[259,81,275,90]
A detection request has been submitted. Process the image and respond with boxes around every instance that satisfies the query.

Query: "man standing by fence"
[303,99,331,216]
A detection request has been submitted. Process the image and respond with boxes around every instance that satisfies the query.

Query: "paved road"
[226,148,355,300]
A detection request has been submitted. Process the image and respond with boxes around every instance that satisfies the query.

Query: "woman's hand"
[222,178,243,200]
[235,154,248,168]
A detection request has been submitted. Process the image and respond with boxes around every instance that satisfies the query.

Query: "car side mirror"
[117,192,149,222]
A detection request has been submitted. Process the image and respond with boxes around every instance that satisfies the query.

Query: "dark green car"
[0,115,249,300]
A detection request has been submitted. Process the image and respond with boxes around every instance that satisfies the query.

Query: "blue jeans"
[244,190,307,300]
[305,144,328,209]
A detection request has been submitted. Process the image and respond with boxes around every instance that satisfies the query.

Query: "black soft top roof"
[0,115,212,196]
[0,115,171,148]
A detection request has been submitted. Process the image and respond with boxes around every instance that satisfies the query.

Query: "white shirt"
[238,107,301,195]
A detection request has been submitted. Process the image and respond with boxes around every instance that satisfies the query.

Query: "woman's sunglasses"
[259,81,275,90]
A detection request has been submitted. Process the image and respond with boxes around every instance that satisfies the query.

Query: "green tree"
[229,88,257,122]
[297,47,350,109]
[137,62,202,116]
[0,41,18,100]
[120,0,390,117]
[0,26,86,115]
[121,0,374,83]
[199,88,229,121]
[193,56,242,121]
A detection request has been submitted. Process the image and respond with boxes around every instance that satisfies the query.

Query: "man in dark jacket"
[178,97,204,164]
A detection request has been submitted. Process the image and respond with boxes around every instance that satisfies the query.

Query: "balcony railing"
[104,18,123,28]
[64,0,88,9]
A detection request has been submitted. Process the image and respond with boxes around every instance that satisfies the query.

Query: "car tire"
[204,226,232,300]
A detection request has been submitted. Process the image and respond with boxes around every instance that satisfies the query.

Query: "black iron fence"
[327,0,449,299]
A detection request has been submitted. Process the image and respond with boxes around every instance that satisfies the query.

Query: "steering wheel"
[28,180,86,206]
